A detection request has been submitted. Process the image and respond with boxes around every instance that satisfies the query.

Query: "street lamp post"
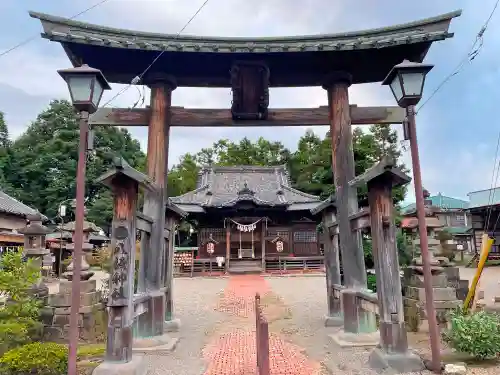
[58,64,111,375]
[382,60,441,373]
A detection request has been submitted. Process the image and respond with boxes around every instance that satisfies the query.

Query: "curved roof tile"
[29,10,461,54]
[170,165,320,212]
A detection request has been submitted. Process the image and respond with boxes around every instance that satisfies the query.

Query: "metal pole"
[67,110,89,375]
[406,105,441,372]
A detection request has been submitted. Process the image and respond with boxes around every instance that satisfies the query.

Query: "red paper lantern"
[207,242,215,254]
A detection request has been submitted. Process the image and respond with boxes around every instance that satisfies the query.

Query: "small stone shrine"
[17,213,52,303]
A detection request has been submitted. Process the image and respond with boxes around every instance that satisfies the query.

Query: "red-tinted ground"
[205,275,320,375]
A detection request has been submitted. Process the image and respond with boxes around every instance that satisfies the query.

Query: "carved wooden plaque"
[230,61,270,120]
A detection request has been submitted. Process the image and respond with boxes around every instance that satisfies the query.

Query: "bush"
[0,342,68,375]
[367,274,377,292]
[443,309,500,359]
[0,252,42,353]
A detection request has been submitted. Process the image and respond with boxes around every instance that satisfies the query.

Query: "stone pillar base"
[92,356,146,375]
[329,329,379,348]
[164,318,181,332]
[324,314,343,327]
[369,347,425,373]
[132,333,178,354]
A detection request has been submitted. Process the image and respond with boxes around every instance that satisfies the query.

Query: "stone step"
[229,263,262,274]
[228,262,260,268]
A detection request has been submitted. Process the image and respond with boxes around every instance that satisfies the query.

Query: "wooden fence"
[265,255,324,272]
[255,293,270,375]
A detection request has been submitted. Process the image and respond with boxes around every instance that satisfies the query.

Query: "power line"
[99,0,211,109]
[0,0,111,59]
[416,0,500,114]
[138,0,211,82]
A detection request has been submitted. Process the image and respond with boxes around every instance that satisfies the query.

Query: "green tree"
[166,137,292,197]
[0,112,10,149]
[287,125,407,205]
[167,153,200,197]
[209,137,290,166]
[0,112,14,195]
[5,100,146,228]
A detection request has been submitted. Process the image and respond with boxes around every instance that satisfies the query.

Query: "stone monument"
[62,220,99,281]
[403,243,461,332]
[41,220,106,342]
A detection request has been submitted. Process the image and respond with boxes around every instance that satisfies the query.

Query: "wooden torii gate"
[29,9,460,373]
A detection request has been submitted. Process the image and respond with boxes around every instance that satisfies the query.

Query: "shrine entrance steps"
[229,259,262,274]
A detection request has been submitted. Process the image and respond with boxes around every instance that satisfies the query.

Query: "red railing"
[255,293,270,375]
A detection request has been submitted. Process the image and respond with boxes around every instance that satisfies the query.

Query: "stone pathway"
[145,275,436,375]
[205,274,320,375]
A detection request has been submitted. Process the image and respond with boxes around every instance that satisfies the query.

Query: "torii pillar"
[140,75,177,337]
[323,73,367,331]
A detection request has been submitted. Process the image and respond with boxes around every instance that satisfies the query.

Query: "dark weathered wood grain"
[89,105,405,127]
[106,175,138,363]
[349,208,371,231]
[164,216,176,321]
[327,82,366,289]
[140,83,174,336]
[323,207,342,318]
[367,175,408,354]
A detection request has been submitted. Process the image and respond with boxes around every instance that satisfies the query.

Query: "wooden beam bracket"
[136,213,153,233]
[327,208,371,231]
[90,105,405,127]
[349,208,371,231]
[349,156,411,189]
[96,157,158,192]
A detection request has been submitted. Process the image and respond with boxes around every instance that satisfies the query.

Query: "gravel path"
[145,277,228,375]
[265,275,433,375]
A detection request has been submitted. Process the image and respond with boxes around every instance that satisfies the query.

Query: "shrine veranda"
[31,9,461,372]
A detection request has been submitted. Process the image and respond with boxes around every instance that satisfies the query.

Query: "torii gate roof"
[30,10,460,87]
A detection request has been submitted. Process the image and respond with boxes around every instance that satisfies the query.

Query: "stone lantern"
[17,213,52,301]
[62,220,98,281]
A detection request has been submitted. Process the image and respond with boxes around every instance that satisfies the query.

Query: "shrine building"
[170,165,322,273]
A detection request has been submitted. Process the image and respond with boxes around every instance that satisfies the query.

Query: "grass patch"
[77,343,105,359]
[77,344,105,375]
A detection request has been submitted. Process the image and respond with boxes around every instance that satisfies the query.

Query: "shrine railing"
[330,284,380,328]
[265,255,324,273]
[173,255,325,276]
[255,293,270,375]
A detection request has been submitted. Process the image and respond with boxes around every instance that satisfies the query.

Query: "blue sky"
[0,0,498,204]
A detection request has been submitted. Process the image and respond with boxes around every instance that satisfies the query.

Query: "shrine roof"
[0,190,47,220]
[170,165,320,213]
[30,10,460,87]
